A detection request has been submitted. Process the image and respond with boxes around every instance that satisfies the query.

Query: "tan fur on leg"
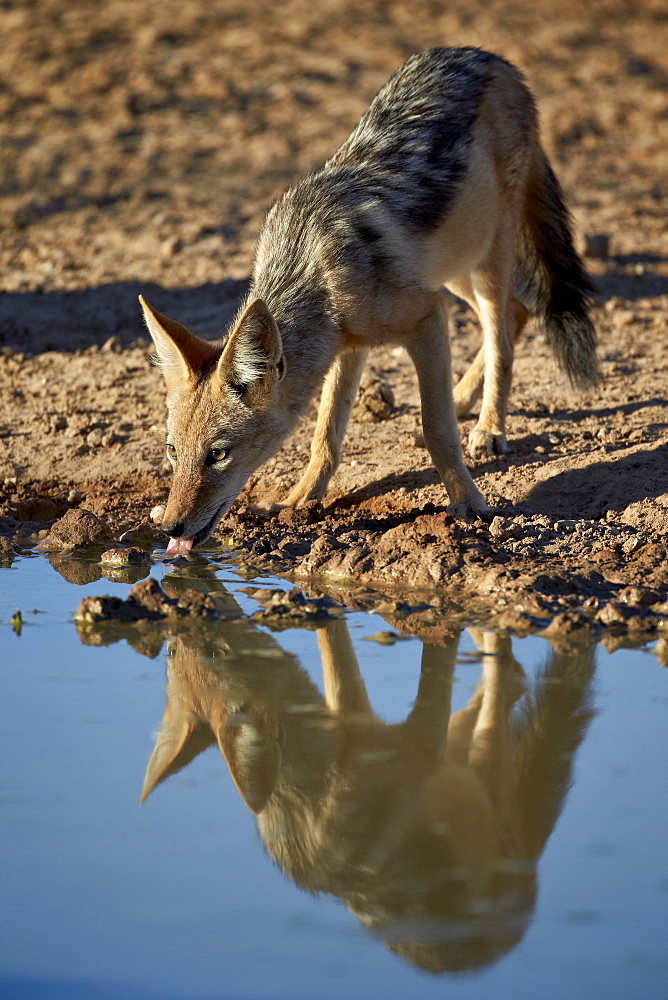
[285,349,368,506]
[405,299,486,516]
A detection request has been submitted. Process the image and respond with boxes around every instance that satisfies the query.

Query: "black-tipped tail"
[517,150,600,389]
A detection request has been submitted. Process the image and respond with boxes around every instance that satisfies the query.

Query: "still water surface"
[1,553,667,999]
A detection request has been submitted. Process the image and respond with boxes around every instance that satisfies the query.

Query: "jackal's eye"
[206,447,230,466]
[166,443,177,462]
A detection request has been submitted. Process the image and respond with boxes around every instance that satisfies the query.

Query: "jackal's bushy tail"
[517,150,600,389]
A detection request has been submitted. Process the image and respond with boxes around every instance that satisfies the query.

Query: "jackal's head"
[140,296,287,555]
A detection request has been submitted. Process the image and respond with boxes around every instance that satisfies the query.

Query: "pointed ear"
[216,714,283,814]
[139,716,215,803]
[217,299,285,398]
[139,295,218,387]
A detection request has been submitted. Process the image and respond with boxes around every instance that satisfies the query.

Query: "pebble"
[150,504,166,524]
[160,236,183,258]
[100,546,151,566]
[86,428,104,447]
[489,516,521,541]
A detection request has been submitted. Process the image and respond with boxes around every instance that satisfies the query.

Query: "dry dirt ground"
[1,0,667,645]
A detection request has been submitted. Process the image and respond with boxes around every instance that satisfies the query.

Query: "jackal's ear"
[139,716,216,803]
[139,295,218,386]
[218,298,285,399]
[216,714,284,814]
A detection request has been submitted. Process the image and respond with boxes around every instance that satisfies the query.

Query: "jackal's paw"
[283,483,326,509]
[467,427,509,459]
[446,487,488,523]
[446,501,488,523]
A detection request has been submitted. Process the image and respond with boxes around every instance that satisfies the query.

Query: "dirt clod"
[74,577,219,623]
[100,546,152,567]
[39,509,114,550]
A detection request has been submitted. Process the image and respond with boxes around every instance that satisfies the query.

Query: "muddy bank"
[2,490,667,651]
[1,0,667,644]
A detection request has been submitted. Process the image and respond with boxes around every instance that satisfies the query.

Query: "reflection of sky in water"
[1,556,667,1000]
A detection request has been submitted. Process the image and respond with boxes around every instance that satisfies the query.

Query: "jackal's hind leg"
[406,300,486,519]
[450,278,528,423]
[458,227,527,458]
[284,349,367,507]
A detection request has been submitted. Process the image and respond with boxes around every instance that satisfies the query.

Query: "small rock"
[160,236,183,258]
[68,489,83,504]
[489,516,521,541]
[74,577,219,623]
[244,585,341,623]
[596,601,631,627]
[553,520,576,532]
[541,612,597,638]
[353,378,395,422]
[617,586,660,606]
[150,504,166,525]
[120,522,164,545]
[86,428,104,447]
[621,535,644,555]
[39,508,113,550]
[100,546,151,567]
[277,538,311,557]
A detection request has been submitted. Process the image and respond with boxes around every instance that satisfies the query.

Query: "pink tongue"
[166,536,194,557]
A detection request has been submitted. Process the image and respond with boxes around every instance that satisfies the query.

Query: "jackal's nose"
[162,520,185,537]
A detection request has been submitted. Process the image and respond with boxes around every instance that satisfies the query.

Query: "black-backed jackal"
[140,48,598,555]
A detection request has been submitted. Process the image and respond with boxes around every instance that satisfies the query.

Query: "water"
[1,552,667,999]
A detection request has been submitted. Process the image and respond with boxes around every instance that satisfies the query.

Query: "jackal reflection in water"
[141,608,595,973]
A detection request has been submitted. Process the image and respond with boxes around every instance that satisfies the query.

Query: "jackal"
[140,47,598,555]
[141,618,595,972]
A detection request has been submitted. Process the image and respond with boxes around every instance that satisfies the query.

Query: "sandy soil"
[1,0,667,643]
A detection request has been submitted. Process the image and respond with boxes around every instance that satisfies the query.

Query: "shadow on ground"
[329,441,668,523]
[330,468,443,511]
[523,443,668,519]
[594,253,668,303]
[0,277,250,354]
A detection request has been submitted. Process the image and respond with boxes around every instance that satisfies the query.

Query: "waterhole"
[1,550,667,999]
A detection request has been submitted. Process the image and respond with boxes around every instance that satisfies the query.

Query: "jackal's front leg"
[406,301,486,518]
[284,349,368,507]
